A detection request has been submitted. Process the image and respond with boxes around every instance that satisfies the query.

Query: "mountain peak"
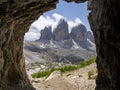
[40,26,52,40]
[52,19,70,41]
[58,19,67,24]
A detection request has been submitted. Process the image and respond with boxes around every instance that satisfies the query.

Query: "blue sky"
[44,0,90,30]
[24,0,90,41]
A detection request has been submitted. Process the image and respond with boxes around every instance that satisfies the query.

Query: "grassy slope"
[32,58,96,78]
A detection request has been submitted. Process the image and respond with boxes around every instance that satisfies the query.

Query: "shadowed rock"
[0,0,58,90]
[87,31,94,43]
[40,26,52,40]
[70,24,87,41]
[88,0,120,89]
[70,24,89,49]
[53,19,70,41]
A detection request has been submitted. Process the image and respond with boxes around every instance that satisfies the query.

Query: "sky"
[24,0,90,41]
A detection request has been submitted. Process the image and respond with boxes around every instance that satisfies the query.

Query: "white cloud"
[52,13,64,21]
[68,18,82,33]
[25,13,83,41]
[24,32,40,41]
[30,13,65,32]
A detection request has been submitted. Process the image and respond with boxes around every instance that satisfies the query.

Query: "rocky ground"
[24,40,96,65]
[29,63,97,90]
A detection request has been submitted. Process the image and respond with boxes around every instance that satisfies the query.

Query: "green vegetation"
[88,71,94,79]
[32,58,96,78]
[78,74,82,77]
[32,67,56,78]
[77,58,96,68]
[88,69,98,80]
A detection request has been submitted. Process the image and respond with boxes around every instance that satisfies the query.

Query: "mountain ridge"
[24,19,96,65]
[37,19,95,50]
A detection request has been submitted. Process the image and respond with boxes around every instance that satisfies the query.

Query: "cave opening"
[24,0,97,89]
[0,0,119,90]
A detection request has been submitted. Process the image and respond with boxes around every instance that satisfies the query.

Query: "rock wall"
[88,0,120,90]
[40,26,52,40]
[70,24,87,41]
[52,19,70,41]
[0,0,58,90]
[87,31,94,43]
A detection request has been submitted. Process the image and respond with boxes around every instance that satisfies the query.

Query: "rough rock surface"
[65,0,86,3]
[0,0,58,90]
[70,24,87,41]
[70,24,88,49]
[87,31,94,43]
[88,0,120,90]
[53,19,70,41]
[40,26,52,40]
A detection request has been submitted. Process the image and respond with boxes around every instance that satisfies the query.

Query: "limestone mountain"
[24,19,96,65]
[70,24,88,49]
[37,19,95,49]
[40,26,52,40]
[87,31,94,43]
[52,19,70,41]
[70,24,87,41]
